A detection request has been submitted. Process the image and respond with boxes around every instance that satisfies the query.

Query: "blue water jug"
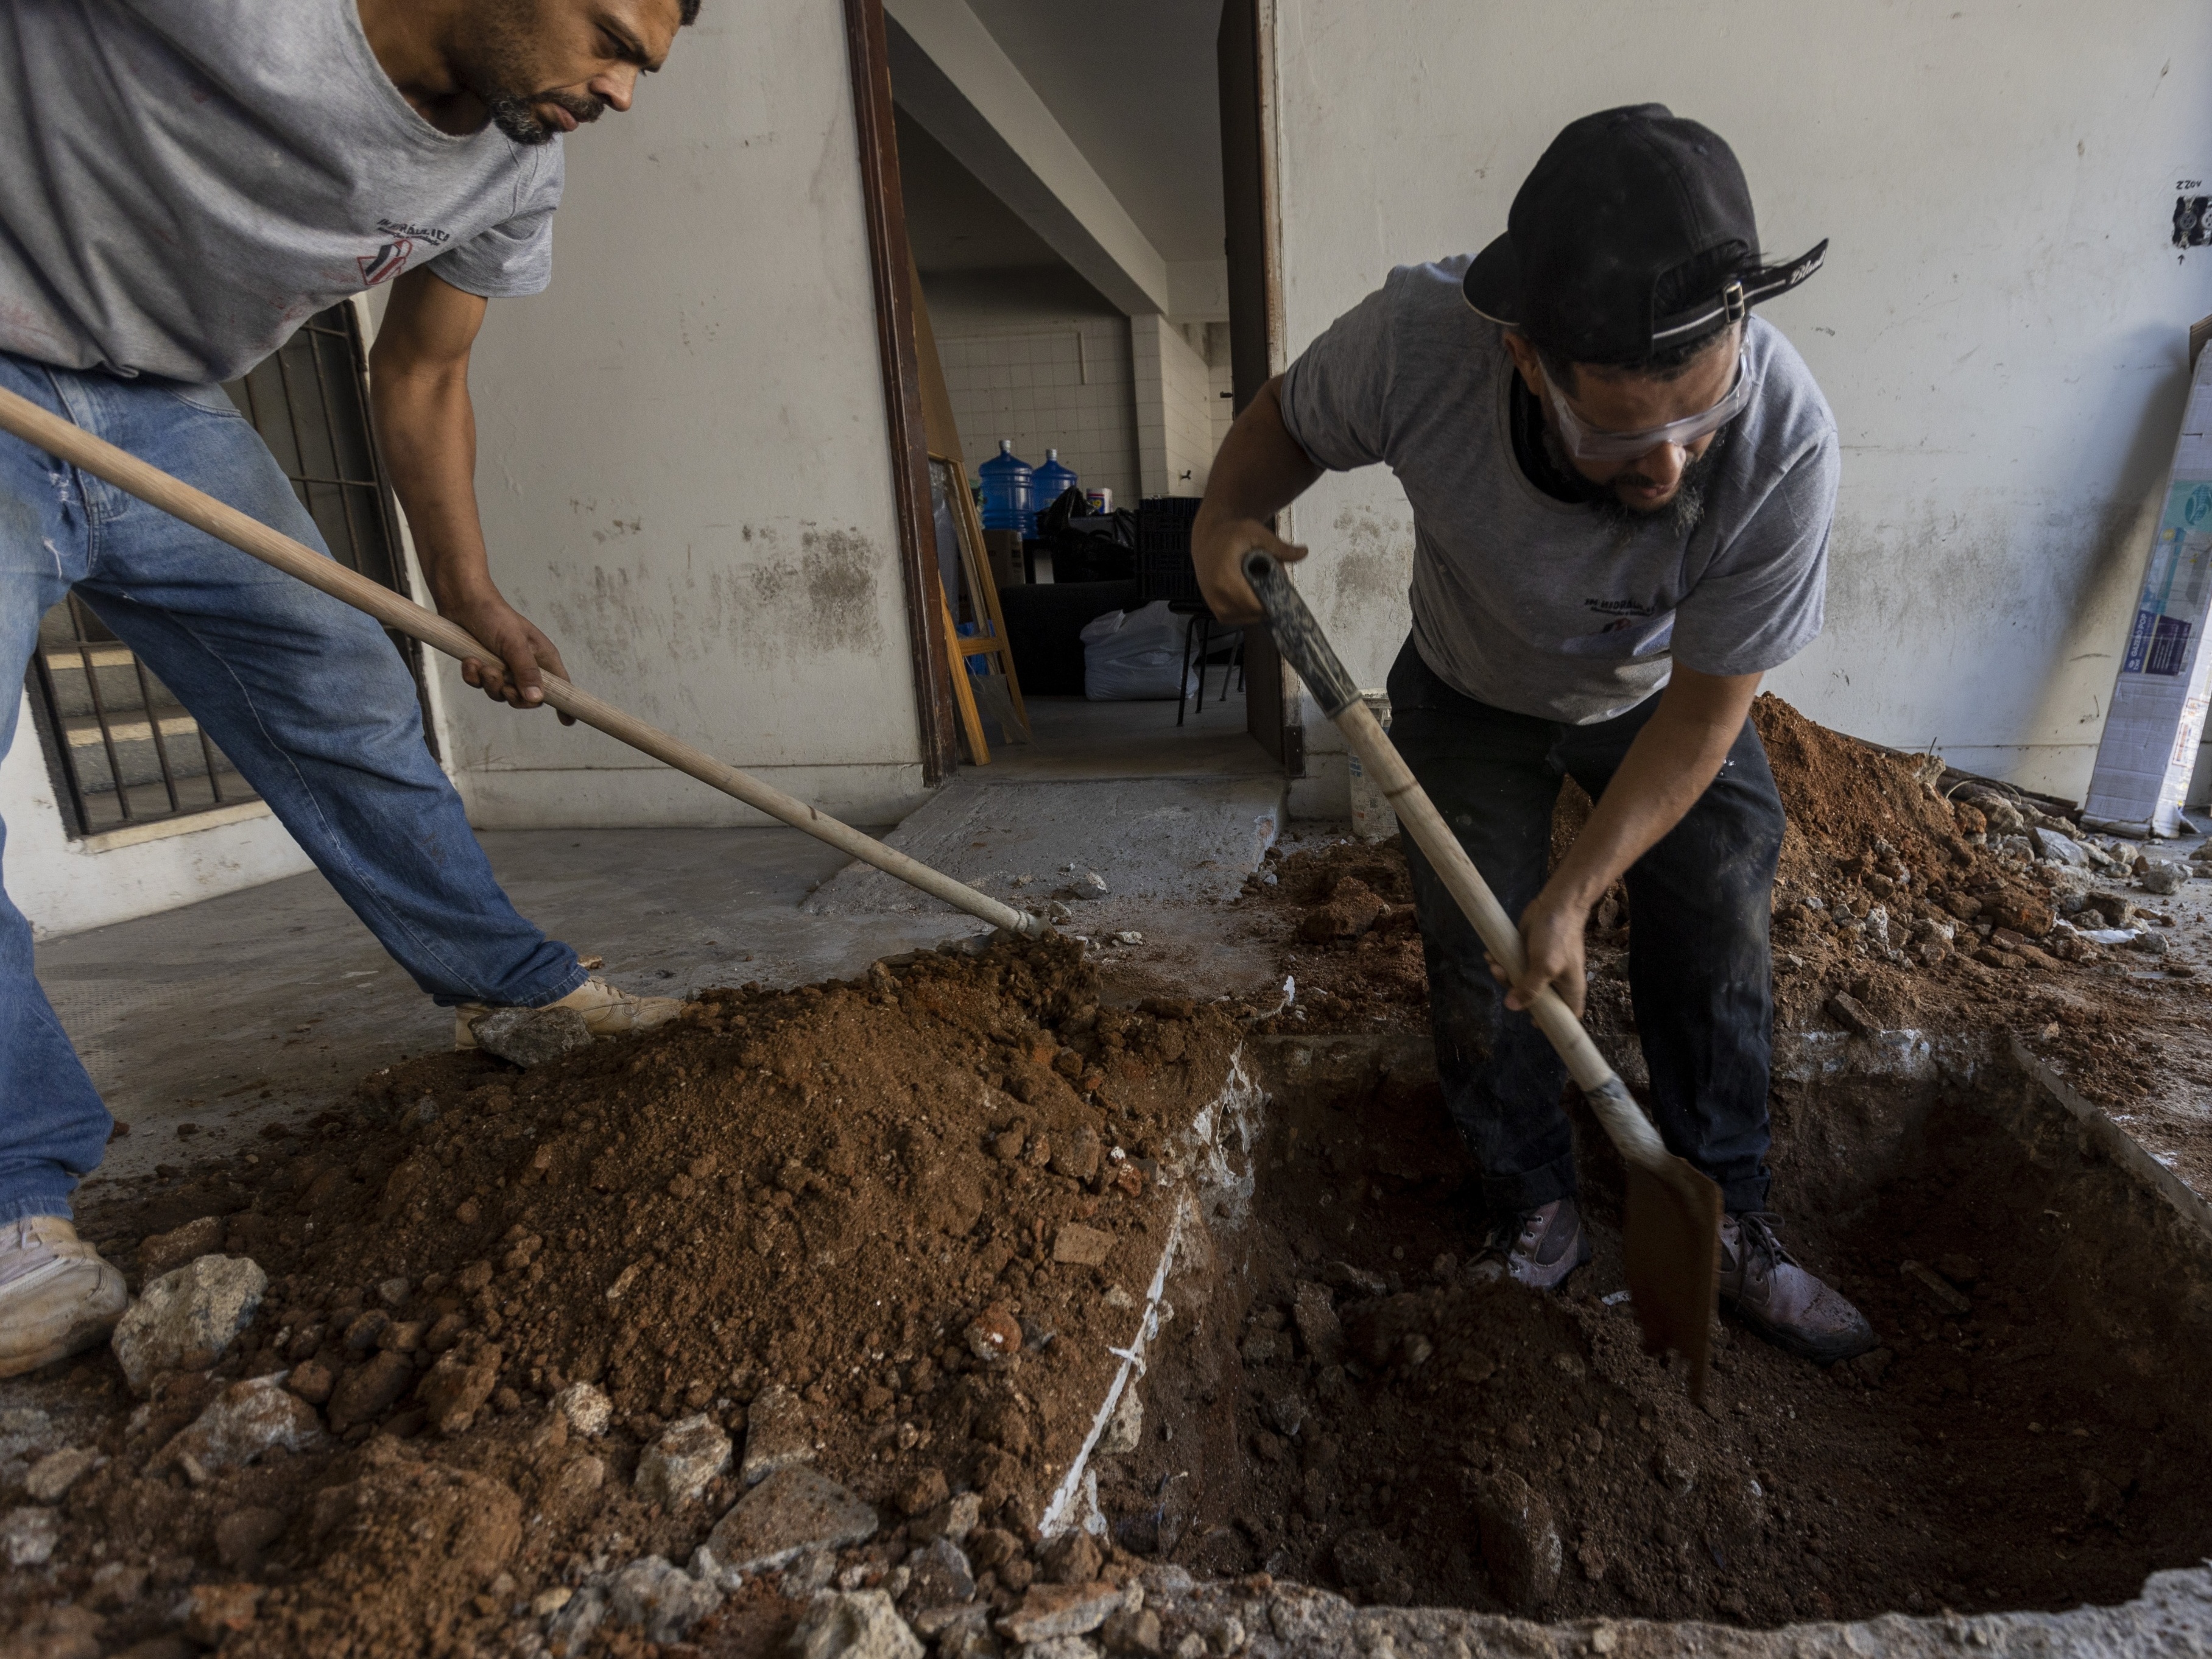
[1032,448,1079,516]
[977,440,1035,536]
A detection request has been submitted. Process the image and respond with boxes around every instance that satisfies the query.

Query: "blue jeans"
[0,351,585,1224]
[1387,639,1784,1217]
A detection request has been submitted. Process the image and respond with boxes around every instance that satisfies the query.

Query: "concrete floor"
[43,689,1292,1191]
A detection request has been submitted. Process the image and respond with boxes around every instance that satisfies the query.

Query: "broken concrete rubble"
[704,1465,879,1573]
[110,1254,266,1392]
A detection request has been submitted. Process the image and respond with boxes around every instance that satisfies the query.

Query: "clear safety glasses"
[1543,350,1753,462]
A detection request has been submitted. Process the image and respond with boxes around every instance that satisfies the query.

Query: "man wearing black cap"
[1193,105,1875,1363]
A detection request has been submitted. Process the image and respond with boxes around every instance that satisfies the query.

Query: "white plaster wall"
[1133,316,1219,498]
[1270,0,2212,808]
[449,0,929,828]
[0,693,313,940]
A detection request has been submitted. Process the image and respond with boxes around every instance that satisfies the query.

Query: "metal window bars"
[22,301,424,837]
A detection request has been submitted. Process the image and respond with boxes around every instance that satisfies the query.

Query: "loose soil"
[1236,694,2212,1192]
[1101,1042,2212,1627]
[7,937,1239,1657]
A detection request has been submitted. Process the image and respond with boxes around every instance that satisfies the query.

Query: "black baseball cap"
[1463,105,1826,364]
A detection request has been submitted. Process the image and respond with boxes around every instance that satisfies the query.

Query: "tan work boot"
[454,976,685,1051]
[1718,1211,1876,1364]
[1470,1197,1592,1291]
[0,1216,129,1379]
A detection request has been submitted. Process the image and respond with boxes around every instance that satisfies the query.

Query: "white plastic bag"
[1080,600,1199,700]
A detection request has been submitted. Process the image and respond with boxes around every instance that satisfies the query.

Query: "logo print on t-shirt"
[358,239,414,286]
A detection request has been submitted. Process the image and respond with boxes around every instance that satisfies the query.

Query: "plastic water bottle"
[977,440,1035,536]
[1032,448,1079,517]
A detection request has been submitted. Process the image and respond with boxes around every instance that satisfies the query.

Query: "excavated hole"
[1104,1034,2212,1630]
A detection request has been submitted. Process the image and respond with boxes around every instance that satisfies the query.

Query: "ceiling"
[944,0,1228,266]
[897,109,1066,273]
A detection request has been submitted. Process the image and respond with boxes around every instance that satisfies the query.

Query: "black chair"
[1136,498,1242,724]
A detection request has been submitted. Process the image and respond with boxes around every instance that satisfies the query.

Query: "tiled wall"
[1132,317,1220,498]
[1207,322,1236,461]
[935,320,1139,508]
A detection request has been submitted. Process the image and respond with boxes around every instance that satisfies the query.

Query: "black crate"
[1136,496,1206,607]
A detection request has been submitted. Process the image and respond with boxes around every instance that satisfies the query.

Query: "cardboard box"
[982,529,1026,590]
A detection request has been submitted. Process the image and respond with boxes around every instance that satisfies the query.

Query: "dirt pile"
[15,937,1241,1657]
[1237,695,2204,1108]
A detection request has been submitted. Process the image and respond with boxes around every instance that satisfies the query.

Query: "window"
[22,301,424,838]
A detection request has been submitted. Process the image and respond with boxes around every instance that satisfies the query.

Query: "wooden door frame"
[1218,0,1301,778]
[843,0,958,786]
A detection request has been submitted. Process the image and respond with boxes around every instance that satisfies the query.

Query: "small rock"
[1903,1259,1974,1315]
[1027,1638,1104,1659]
[327,1350,415,1431]
[1101,1605,1164,1655]
[470,1005,594,1067]
[895,1466,949,1517]
[996,1582,1126,1643]
[532,1585,575,1617]
[964,1306,1023,1365]
[1654,1450,1697,1497]
[1238,1327,1288,1366]
[417,1343,503,1435]
[705,1465,879,1573]
[1824,992,1878,1036]
[547,1585,609,1657]
[214,1506,286,1571]
[1052,1224,1115,1267]
[2126,929,2170,958]
[1041,1530,1101,1586]
[1935,1254,1982,1287]
[1050,1129,1104,1182]
[1291,1282,1343,1363]
[910,1491,983,1544]
[554,1380,612,1437]
[182,1582,262,1646]
[86,1560,146,1609]
[791,1588,923,1659]
[1471,1470,1562,1613]
[1,1505,59,1566]
[2031,826,2091,867]
[2140,860,2188,896]
[636,1413,732,1507]
[24,1446,99,1503]
[138,1216,225,1278]
[287,1361,335,1406]
[153,1378,322,1473]
[902,1535,976,1605]
[1099,1386,1143,1457]
[740,1382,815,1484]
[606,1554,725,1642]
[111,1255,267,1393]
[784,1545,841,1598]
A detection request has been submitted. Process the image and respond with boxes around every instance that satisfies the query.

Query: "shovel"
[1241,549,1722,1400]
[0,384,1048,943]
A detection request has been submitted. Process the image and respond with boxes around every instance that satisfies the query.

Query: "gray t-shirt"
[0,0,564,384]
[1280,256,1837,724]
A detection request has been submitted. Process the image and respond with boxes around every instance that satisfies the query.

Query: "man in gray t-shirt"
[0,0,702,1377]
[1195,107,1875,1365]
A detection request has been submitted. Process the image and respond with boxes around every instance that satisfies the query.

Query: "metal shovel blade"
[1621,1149,1724,1403]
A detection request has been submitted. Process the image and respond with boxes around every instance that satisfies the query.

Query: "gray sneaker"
[1718,1211,1876,1364]
[1470,1197,1591,1291]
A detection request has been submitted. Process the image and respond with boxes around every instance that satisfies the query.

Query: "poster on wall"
[2082,335,2212,836]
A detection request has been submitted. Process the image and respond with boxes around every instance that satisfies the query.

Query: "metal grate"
[21,301,424,837]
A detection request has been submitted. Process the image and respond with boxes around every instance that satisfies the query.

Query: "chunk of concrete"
[791,1588,923,1659]
[1,1506,59,1567]
[152,1377,323,1473]
[2031,826,2091,867]
[909,1491,984,1545]
[1471,1470,1561,1614]
[554,1380,612,1437]
[1099,1385,1143,1456]
[471,1005,594,1067]
[23,1446,99,1503]
[636,1412,731,1507]
[606,1555,724,1642]
[705,1465,878,1573]
[902,1536,976,1607]
[111,1255,266,1393]
[996,1582,1127,1643]
[739,1382,814,1484]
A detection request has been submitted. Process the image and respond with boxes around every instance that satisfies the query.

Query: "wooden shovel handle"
[0,382,1047,941]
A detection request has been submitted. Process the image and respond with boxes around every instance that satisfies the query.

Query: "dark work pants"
[1386,641,1784,1217]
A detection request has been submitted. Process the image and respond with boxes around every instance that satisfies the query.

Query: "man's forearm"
[1548,676,1758,909]
[1191,378,1323,621]
[370,367,496,612]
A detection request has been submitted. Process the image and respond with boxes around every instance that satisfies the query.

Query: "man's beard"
[1546,425,1728,541]
[459,0,604,144]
